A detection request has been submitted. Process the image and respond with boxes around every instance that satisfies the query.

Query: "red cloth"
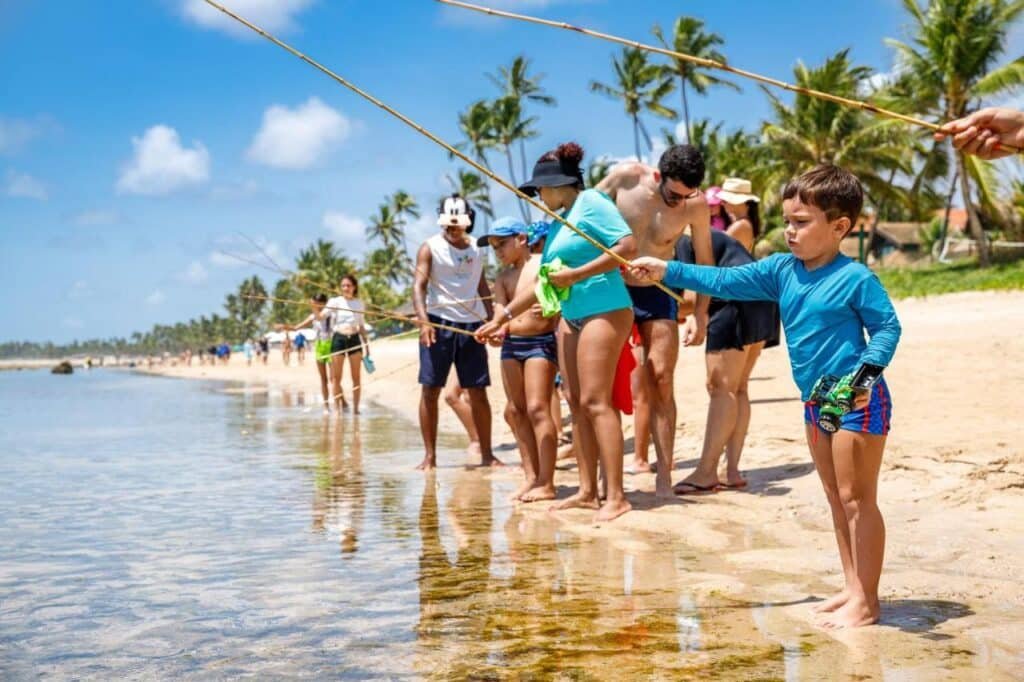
[612,326,639,414]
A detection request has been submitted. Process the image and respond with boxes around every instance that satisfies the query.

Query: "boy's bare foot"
[625,460,656,474]
[594,497,632,523]
[480,454,504,467]
[549,491,600,511]
[818,597,879,629]
[520,484,557,502]
[415,457,437,471]
[812,590,851,613]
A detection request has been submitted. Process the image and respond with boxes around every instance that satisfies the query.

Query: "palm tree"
[760,50,915,213]
[366,204,402,250]
[590,47,677,160]
[446,169,493,224]
[455,100,497,169]
[491,95,538,221]
[295,239,356,295]
[886,0,1024,266]
[365,245,409,287]
[586,156,614,188]
[488,55,557,179]
[652,17,740,140]
[389,190,420,258]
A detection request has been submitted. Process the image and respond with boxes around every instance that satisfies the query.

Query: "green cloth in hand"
[536,258,570,317]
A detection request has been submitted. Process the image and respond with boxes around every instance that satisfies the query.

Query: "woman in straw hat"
[716,177,761,253]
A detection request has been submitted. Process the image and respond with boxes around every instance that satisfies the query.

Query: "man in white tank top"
[412,194,499,470]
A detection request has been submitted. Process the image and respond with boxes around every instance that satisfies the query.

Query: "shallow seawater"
[0,369,1012,679]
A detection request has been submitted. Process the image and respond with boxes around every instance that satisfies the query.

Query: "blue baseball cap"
[526,220,550,247]
[476,216,529,246]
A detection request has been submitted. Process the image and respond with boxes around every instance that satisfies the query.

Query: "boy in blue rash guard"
[630,165,901,629]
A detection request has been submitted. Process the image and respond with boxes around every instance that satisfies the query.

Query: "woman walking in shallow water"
[477,142,636,522]
[326,274,371,414]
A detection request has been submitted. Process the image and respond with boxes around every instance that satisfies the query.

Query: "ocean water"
[0,368,1001,679]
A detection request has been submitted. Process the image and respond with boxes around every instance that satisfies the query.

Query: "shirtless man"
[597,145,713,497]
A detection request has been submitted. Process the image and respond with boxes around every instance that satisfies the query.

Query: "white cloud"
[67,280,92,300]
[181,0,315,37]
[323,210,365,239]
[72,209,119,226]
[145,290,166,306]
[116,125,210,196]
[4,170,48,200]
[179,260,209,284]
[246,97,351,170]
[0,115,58,155]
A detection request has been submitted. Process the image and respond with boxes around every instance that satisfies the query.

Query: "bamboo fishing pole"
[438,0,1023,155]
[200,0,688,306]
[244,293,480,337]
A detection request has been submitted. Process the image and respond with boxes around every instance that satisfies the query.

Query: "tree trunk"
[519,139,529,188]
[680,76,690,142]
[864,169,898,264]
[632,115,641,161]
[956,151,990,267]
[938,167,959,261]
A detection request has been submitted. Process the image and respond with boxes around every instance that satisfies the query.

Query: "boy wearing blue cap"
[475,217,560,502]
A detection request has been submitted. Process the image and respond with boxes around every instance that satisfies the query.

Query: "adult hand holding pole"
[936,107,1024,160]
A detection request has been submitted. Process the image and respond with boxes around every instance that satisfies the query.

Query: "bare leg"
[331,354,348,411]
[520,357,558,502]
[675,349,744,493]
[443,372,480,457]
[577,310,634,522]
[502,358,538,499]
[465,387,499,466]
[820,430,887,629]
[316,361,330,413]
[806,424,856,614]
[348,351,363,414]
[640,319,679,497]
[549,320,599,511]
[417,386,442,470]
[626,345,653,474]
[724,342,764,487]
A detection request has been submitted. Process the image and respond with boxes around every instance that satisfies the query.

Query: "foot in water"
[479,454,504,468]
[812,590,851,613]
[549,491,600,511]
[510,479,536,501]
[818,596,879,629]
[520,484,557,503]
[415,456,437,471]
[593,497,632,523]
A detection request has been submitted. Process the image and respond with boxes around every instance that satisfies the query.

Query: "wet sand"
[144,290,1024,677]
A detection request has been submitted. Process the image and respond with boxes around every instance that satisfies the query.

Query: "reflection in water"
[0,371,1002,679]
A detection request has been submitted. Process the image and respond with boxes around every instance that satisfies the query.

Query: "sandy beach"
[142,290,1024,674]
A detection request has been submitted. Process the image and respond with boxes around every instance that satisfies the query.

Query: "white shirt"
[425,234,486,323]
[325,296,365,334]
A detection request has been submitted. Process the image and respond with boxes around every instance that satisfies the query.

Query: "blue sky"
[0,0,1018,343]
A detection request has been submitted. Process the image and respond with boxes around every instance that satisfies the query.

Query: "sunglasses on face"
[659,179,699,207]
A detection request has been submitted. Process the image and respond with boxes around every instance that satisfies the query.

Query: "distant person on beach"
[413,193,498,470]
[282,332,292,367]
[325,274,371,414]
[596,144,713,494]
[243,338,254,367]
[216,341,230,365]
[477,142,637,522]
[279,293,334,414]
[258,336,269,365]
[631,164,902,628]
[936,106,1024,159]
[475,217,560,502]
[293,328,307,365]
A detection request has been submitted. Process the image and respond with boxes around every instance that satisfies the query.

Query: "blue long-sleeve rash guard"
[664,253,901,401]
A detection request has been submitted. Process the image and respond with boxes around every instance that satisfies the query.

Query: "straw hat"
[716,177,760,204]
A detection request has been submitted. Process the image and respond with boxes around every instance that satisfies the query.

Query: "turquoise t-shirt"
[541,189,633,320]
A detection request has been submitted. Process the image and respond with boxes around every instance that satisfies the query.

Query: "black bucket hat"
[518,158,583,197]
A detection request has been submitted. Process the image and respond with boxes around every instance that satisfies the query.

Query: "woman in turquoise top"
[475,142,637,523]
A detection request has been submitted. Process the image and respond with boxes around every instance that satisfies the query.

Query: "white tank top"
[426,234,486,323]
